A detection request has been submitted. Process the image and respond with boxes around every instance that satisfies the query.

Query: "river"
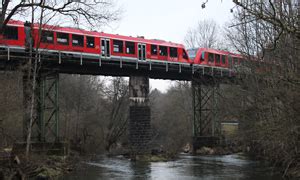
[59,154,288,180]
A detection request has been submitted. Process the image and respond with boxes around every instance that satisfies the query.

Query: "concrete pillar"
[129,76,151,154]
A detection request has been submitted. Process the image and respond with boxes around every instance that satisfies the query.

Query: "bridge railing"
[0,46,235,80]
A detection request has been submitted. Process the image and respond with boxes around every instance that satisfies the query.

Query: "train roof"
[191,48,245,58]
[196,48,231,55]
[7,20,184,48]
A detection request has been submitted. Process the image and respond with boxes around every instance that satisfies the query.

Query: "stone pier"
[129,76,151,154]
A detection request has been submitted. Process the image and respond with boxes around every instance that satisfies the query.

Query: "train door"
[228,55,233,69]
[101,38,110,58]
[138,43,146,60]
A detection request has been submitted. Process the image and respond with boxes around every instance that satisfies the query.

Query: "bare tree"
[184,19,220,49]
[59,76,129,153]
[150,82,193,154]
[0,72,23,149]
[103,77,129,152]
[0,0,120,33]
[59,75,104,153]
[223,0,300,177]
[232,0,300,40]
[197,1,299,177]
[0,0,120,158]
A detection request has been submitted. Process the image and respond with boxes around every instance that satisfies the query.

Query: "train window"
[233,57,239,64]
[183,49,188,60]
[125,41,135,54]
[208,53,214,63]
[101,39,110,56]
[57,32,69,45]
[215,54,220,64]
[3,26,18,40]
[169,47,178,58]
[239,58,243,64]
[200,52,205,61]
[41,30,54,43]
[151,45,158,55]
[221,55,226,64]
[228,56,232,66]
[159,46,168,56]
[86,36,95,48]
[187,49,197,60]
[113,40,123,53]
[72,34,84,47]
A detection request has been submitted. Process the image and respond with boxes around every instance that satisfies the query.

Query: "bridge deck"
[0,48,234,81]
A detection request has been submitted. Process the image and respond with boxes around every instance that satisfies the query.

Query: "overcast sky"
[106,0,235,92]
[111,0,235,44]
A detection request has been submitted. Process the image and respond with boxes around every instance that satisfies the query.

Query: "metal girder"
[37,72,59,142]
[192,78,221,138]
[23,71,59,142]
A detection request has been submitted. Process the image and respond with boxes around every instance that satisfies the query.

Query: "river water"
[60,154,287,180]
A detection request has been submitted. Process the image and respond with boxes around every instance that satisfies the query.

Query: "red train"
[0,20,244,72]
[187,48,244,69]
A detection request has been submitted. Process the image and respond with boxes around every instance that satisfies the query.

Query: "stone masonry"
[129,76,151,154]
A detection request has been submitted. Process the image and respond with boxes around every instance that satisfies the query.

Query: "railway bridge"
[0,48,234,154]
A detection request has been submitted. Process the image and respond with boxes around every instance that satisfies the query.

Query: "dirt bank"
[0,154,78,179]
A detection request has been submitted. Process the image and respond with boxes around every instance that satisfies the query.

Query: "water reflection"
[130,161,151,180]
[60,154,287,180]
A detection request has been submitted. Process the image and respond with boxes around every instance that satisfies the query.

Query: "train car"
[0,20,191,65]
[187,48,229,68]
[0,20,25,51]
[228,52,244,70]
[228,52,248,73]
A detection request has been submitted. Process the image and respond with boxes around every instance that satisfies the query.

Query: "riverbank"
[193,145,299,179]
[1,147,298,179]
[0,153,78,179]
[246,150,300,179]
